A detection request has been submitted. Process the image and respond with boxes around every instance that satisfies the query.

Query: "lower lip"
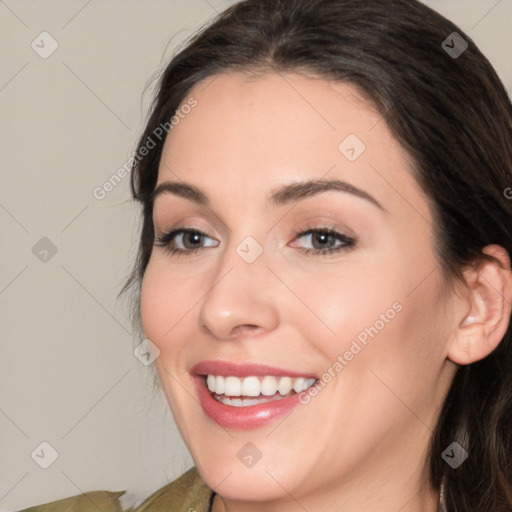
[193,376,305,430]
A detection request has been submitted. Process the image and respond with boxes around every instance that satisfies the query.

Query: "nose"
[198,243,280,342]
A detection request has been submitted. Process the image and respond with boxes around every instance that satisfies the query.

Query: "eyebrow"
[151,178,385,211]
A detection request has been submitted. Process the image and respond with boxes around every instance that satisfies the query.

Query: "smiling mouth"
[205,374,317,407]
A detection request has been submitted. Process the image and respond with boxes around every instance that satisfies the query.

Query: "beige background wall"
[1,0,511,510]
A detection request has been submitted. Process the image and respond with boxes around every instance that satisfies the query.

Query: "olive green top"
[17,467,447,511]
[17,467,213,512]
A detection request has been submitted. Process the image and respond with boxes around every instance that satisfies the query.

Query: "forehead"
[162,71,382,165]
[157,71,430,223]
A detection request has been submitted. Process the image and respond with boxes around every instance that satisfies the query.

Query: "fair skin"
[140,72,512,512]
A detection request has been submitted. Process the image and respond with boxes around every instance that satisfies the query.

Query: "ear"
[447,244,512,365]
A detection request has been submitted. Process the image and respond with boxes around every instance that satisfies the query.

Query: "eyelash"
[154,225,356,258]
[291,225,356,256]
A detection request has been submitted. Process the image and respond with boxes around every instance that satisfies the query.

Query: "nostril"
[233,324,260,335]
[202,323,264,341]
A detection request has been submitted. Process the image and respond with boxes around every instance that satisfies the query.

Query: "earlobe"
[447,244,512,366]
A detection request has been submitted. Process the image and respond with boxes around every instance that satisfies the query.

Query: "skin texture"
[140,72,512,512]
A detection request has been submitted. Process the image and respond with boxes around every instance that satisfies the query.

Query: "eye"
[290,226,356,257]
[154,228,218,256]
[154,225,356,258]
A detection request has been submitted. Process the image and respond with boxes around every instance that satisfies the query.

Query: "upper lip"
[191,360,318,379]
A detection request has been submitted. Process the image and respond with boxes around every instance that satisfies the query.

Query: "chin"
[197,460,296,503]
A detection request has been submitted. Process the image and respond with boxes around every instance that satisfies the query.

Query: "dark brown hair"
[122,0,512,509]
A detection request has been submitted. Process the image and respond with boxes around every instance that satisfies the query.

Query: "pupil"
[314,232,333,249]
[186,232,201,248]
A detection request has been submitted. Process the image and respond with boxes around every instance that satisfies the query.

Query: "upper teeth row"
[206,375,316,397]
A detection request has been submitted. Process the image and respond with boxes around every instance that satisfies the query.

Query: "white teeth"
[217,394,290,407]
[293,377,305,393]
[277,376,293,395]
[305,378,316,390]
[215,375,225,395]
[206,374,216,392]
[295,377,316,393]
[261,376,278,396]
[224,376,242,396]
[204,374,316,399]
[241,376,261,397]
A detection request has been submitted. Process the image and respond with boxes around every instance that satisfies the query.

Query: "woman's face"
[141,72,458,507]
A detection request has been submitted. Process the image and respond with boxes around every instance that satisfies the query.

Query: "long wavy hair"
[121,0,512,509]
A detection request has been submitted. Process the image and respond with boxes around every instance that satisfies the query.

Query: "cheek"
[140,261,206,426]
[285,261,406,360]
[140,259,198,348]
[294,251,447,396]
[287,227,439,363]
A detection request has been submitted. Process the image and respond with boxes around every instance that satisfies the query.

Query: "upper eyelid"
[151,189,377,236]
[155,225,347,237]
[153,214,354,234]
[152,213,228,237]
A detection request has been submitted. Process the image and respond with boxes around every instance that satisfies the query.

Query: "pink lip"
[191,360,317,379]
[191,361,317,430]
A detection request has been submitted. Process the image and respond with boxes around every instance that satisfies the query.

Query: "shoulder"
[133,467,213,512]
[16,467,213,512]
[16,490,126,512]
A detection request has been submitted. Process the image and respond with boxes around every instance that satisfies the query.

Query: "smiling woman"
[18,0,512,511]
